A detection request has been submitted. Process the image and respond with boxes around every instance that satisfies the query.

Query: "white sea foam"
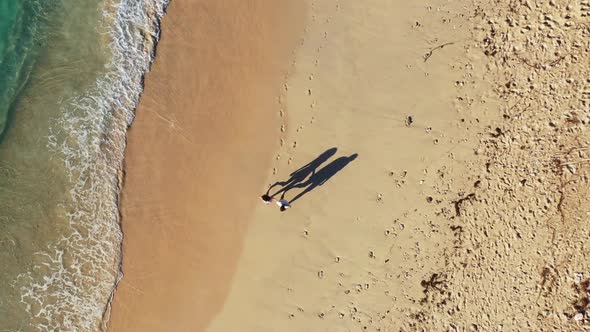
[15,0,168,330]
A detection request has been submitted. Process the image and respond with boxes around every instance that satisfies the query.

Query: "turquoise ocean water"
[0,0,167,330]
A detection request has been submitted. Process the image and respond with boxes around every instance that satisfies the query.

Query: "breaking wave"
[14,0,169,330]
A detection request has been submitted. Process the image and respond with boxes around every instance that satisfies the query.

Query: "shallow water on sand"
[0,0,167,330]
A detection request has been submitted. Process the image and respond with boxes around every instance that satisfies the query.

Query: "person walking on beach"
[260,194,291,211]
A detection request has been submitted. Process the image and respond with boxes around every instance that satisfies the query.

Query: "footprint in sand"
[292,141,297,148]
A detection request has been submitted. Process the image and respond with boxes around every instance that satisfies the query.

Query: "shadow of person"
[266,147,337,198]
[285,153,358,204]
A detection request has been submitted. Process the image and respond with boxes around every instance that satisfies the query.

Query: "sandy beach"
[108,0,590,331]
[209,0,590,331]
[207,0,496,330]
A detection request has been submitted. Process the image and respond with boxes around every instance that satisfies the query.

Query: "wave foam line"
[15,0,169,331]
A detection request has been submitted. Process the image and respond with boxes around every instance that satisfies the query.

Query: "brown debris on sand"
[410,0,590,330]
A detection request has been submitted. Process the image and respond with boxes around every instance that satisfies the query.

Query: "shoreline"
[0,1,169,330]
[103,0,171,325]
[106,1,305,331]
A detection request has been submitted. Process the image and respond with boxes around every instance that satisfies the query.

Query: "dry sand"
[208,0,590,331]
[106,1,304,331]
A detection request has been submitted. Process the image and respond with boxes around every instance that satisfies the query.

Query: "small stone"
[377,194,383,202]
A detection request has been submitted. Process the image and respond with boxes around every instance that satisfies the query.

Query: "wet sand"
[106,1,304,331]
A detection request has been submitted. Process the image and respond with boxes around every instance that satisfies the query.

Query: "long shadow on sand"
[286,153,358,204]
[267,149,358,205]
[267,147,338,198]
